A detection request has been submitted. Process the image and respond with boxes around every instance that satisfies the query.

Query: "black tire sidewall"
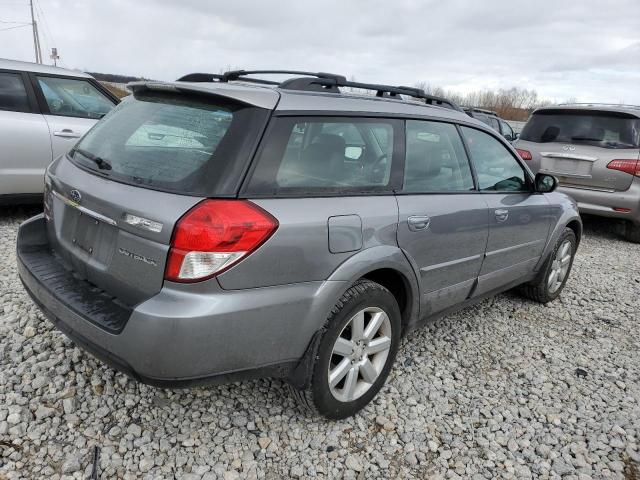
[311,283,401,420]
[541,228,577,301]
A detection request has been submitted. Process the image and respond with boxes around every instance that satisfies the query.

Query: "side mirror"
[535,173,557,193]
[514,132,520,140]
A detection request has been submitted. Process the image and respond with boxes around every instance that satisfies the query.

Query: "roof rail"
[463,106,498,116]
[176,69,462,111]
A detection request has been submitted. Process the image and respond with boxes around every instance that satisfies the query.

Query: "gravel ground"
[1,207,639,480]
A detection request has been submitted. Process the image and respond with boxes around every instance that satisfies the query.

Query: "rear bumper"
[17,214,344,386]
[558,180,640,225]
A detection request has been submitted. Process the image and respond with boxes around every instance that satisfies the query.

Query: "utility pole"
[29,0,42,64]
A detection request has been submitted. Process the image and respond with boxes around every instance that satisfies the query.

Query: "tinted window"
[404,121,474,192]
[0,72,30,113]
[246,117,400,194]
[461,127,528,191]
[474,112,491,126]
[37,76,114,119]
[520,110,640,149]
[488,117,500,131]
[500,120,514,139]
[70,92,266,195]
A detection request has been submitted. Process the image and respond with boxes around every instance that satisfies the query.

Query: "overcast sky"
[1,0,639,103]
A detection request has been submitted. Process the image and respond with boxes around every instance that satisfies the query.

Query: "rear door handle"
[494,208,509,222]
[53,129,81,138]
[407,215,431,231]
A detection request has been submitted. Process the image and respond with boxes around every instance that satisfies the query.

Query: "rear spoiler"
[127,81,280,110]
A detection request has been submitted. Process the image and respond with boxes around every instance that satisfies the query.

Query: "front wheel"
[520,228,576,303]
[290,280,401,419]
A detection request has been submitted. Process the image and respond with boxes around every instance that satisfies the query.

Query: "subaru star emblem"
[69,189,82,203]
[562,145,576,151]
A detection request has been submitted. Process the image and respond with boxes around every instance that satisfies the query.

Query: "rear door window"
[0,72,30,113]
[69,91,269,195]
[245,117,402,195]
[36,76,115,119]
[404,120,474,192]
[461,126,528,192]
[520,110,640,149]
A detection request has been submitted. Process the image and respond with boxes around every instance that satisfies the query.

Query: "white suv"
[0,58,119,204]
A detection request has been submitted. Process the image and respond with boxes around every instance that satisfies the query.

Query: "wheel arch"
[325,245,420,334]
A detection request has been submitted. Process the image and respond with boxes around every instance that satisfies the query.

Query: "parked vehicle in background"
[463,107,517,142]
[0,59,119,204]
[17,70,581,419]
[515,104,640,243]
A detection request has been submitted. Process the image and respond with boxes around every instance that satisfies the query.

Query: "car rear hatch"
[518,108,640,191]
[43,82,276,306]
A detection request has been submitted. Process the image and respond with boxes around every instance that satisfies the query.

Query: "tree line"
[415,82,553,121]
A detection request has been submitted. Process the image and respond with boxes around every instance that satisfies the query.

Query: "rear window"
[520,110,640,149]
[244,117,402,195]
[69,91,268,196]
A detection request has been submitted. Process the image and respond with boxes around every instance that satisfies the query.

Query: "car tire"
[520,228,576,304]
[290,279,401,419]
[624,222,640,244]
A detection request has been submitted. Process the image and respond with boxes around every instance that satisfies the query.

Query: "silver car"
[17,70,581,418]
[0,58,118,204]
[515,104,640,242]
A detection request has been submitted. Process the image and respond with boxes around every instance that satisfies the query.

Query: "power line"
[35,0,56,56]
[0,23,29,32]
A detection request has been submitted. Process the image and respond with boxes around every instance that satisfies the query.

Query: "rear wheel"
[520,228,576,303]
[290,280,400,419]
[625,222,640,243]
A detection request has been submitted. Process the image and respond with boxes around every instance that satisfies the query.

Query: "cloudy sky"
[1,0,639,103]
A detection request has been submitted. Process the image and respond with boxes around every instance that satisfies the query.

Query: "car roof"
[533,104,640,119]
[129,79,479,125]
[0,58,93,78]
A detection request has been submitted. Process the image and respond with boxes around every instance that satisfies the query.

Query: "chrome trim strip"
[52,190,117,226]
[539,169,592,179]
[485,239,544,258]
[420,253,483,273]
[540,152,598,162]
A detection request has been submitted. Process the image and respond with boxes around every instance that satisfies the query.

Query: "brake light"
[516,148,532,161]
[165,200,278,282]
[607,159,640,177]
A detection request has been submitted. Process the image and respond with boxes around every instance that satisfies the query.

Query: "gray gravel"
[1,208,639,479]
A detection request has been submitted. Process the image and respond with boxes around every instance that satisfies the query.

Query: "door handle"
[408,215,431,231]
[53,129,81,138]
[494,208,509,223]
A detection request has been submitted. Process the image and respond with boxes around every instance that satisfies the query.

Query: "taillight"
[516,148,532,160]
[165,200,278,282]
[607,159,640,177]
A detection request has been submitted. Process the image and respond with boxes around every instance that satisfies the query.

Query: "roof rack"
[176,69,462,111]
[463,106,498,116]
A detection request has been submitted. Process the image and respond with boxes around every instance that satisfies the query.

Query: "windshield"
[520,110,640,149]
[69,91,268,196]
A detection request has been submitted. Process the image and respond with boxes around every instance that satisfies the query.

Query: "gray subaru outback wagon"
[17,70,582,419]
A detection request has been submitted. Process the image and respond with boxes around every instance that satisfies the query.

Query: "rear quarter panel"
[216,196,400,289]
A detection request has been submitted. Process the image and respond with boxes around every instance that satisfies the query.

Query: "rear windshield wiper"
[570,136,603,142]
[73,148,112,170]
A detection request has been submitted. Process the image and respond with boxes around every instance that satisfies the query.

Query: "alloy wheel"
[548,240,572,293]
[327,306,392,402]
